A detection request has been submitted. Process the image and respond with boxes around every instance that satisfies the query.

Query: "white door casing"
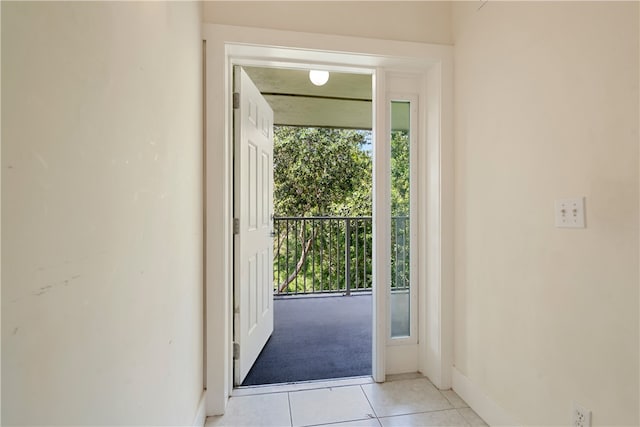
[203,24,453,416]
[233,66,274,385]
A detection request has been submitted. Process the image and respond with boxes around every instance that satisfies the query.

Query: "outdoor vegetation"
[273,126,410,294]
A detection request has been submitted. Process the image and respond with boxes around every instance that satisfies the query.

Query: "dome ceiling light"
[309,70,330,86]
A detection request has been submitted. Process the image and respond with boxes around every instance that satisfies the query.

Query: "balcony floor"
[242,293,372,386]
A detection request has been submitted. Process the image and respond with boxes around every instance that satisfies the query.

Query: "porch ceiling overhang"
[244,66,372,130]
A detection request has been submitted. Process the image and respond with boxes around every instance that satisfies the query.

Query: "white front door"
[233,66,275,385]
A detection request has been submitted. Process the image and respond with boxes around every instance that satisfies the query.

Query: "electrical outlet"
[555,197,585,228]
[572,402,591,427]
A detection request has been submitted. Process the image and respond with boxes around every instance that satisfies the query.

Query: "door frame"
[203,23,453,416]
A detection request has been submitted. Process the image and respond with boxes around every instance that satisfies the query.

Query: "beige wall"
[3,1,638,425]
[1,2,204,425]
[453,1,638,425]
[203,1,452,45]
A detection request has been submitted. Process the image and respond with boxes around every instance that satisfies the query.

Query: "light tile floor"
[206,375,488,427]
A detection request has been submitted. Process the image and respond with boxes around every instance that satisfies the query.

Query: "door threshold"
[232,375,374,397]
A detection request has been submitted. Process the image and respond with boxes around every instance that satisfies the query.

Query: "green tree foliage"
[274,127,372,216]
[272,126,411,294]
[390,130,410,290]
[273,126,372,293]
[390,130,410,216]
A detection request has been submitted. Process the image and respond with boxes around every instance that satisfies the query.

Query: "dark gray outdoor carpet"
[241,294,372,386]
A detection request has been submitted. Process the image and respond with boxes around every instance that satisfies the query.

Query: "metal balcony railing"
[273,216,410,295]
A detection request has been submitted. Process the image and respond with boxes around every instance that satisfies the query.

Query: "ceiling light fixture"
[309,70,329,86]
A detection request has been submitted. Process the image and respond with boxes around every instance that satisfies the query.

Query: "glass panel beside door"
[390,100,411,339]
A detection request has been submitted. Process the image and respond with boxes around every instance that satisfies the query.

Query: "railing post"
[345,218,351,296]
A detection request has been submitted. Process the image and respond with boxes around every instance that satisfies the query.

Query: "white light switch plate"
[555,197,585,228]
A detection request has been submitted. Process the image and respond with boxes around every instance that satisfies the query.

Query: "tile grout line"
[376,406,467,420]
[231,388,291,398]
[439,389,470,409]
[302,416,381,427]
[454,408,473,427]
[287,391,294,427]
[232,377,375,397]
[359,384,380,421]
[457,406,487,426]
[284,384,382,427]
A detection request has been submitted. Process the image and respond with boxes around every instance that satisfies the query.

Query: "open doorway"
[203,24,453,415]
[236,66,375,386]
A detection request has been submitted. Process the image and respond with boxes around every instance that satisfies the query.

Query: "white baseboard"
[451,367,518,426]
[192,391,207,427]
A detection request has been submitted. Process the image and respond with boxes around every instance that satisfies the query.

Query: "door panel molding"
[233,67,275,385]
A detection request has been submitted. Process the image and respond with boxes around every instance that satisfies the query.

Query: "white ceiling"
[244,66,373,129]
